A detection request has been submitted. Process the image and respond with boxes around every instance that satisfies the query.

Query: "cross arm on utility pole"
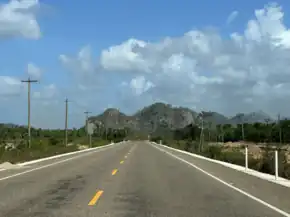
[84,111,92,122]
[21,78,38,83]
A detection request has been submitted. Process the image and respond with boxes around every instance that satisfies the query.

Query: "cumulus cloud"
[0,0,41,39]
[59,45,94,76]
[100,39,149,72]
[27,63,42,79]
[59,45,106,88]
[244,3,290,47]
[122,76,155,96]
[0,76,24,97]
[227,11,238,24]
[96,3,290,117]
[33,83,58,100]
[56,2,290,118]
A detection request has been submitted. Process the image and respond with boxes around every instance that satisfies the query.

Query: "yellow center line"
[88,190,103,206]
[112,169,118,175]
[120,161,124,164]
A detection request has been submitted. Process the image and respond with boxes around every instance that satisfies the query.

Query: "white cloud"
[99,3,290,117]
[100,39,149,72]
[244,3,290,47]
[123,76,155,96]
[27,62,42,79]
[227,11,238,24]
[33,83,58,100]
[0,0,41,39]
[59,45,105,89]
[0,76,23,96]
[5,2,290,129]
[59,45,94,75]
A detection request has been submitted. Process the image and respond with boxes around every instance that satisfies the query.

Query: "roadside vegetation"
[3,116,290,180]
[150,119,290,179]
[0,124,127,164]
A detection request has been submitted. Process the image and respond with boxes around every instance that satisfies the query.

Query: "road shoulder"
[151,142,290,215]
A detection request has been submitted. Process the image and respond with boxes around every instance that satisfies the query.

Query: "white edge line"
[0,142,123,171]
[0,143,122,182]
[18,142,117,166]
[150,143,290,217]
[151,142,290,187]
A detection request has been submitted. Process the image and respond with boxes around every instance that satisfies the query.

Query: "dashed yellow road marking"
[88,190,103,206]
[120,161,124,164]
[125,156,127,159]
[112,169,118,175]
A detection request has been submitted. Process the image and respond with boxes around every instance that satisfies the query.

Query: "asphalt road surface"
[0,141,290,217]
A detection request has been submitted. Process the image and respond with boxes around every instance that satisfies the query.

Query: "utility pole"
[265,118,271,142]
[278,113,282,146]
[105,112,112,140]
[238,114,245,141]
[199,112,204,152]
[220,125,224,143]
[241,118,245,141]
[84,111,92,137]
[64,98,70,146]
[21,77,38,148]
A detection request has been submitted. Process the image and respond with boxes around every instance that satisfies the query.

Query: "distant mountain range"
[88,102,275,133]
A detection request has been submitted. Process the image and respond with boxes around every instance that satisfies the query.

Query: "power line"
[21,77,38,148]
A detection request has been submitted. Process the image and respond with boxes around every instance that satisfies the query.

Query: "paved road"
[0,141,289,217]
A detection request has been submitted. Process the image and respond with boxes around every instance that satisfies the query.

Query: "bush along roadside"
[151,138,290,180]
[0,139,111,164]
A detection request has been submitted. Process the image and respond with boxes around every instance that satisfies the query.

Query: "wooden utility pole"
[199,112,204,152]
[84,111,92,137]
[208,121,212,142]
[237,114,245,141]
[64,98,70,146]
[278,113,282,145]
[21,77,38,148]
[242,120,245,141]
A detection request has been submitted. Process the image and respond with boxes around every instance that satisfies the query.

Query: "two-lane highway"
[0,142,133,217]
[0,141,289,217]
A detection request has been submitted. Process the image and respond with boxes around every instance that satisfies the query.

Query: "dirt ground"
[221,141,290,162]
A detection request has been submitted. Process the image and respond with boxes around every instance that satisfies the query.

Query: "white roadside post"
[275,150,278,180]
[89,134,92,147]
[87,123,94,148]
[245,145,248,171]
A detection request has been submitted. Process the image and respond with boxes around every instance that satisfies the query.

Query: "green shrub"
[204,146,222,159]
[219,151,245,166]
[282,163,290,179]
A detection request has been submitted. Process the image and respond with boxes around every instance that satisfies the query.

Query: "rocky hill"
[88,102,274,133]
[230,111,273,125]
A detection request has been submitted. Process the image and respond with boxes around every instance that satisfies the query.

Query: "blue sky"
[1,0,290,128]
